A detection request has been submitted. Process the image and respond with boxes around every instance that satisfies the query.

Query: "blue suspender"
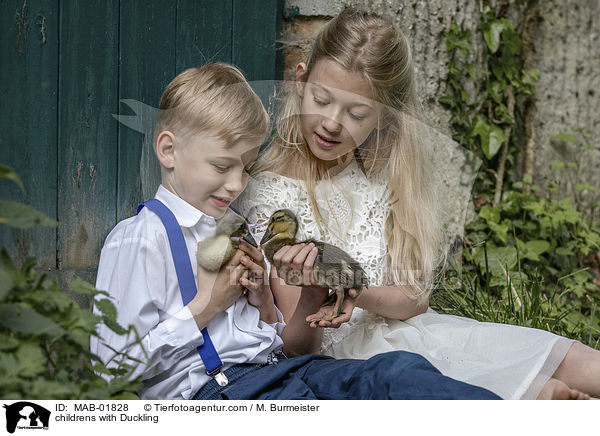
[137,199,227,385]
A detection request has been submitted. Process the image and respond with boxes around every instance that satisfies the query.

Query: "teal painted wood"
[0,0,58,267]
[176,0,233,72]
[232,0,282,121]
[118,1,176,221]
[233,0,280,81]
[57,1,119,269]
[2,0,283,278]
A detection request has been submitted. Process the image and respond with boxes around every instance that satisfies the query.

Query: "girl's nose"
[321,116,342,134]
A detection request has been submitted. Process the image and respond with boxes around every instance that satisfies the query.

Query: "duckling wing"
[196,235,236,272]
[312,241,369,290]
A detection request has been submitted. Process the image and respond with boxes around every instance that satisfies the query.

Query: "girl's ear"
[155,131,177,169]
[295,62,308,97]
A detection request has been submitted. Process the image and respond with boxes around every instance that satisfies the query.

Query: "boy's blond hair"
[154,63,269,147]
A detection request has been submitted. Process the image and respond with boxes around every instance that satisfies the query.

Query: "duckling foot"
[307,289,345,323]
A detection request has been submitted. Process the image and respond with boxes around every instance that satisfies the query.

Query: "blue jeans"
[193,351,500,400]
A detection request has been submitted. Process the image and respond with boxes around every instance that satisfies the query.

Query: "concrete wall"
[282,0,600,208]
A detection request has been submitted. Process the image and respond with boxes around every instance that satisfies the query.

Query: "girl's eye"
[349,112,366,121]
[313,97,328,106]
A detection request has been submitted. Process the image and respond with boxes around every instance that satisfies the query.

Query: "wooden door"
[0,0,282,287]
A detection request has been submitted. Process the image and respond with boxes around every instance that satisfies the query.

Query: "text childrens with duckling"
[234,8,600,400]
[91,63,501,400]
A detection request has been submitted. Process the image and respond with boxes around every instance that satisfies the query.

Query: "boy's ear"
[295,62,308,97]
[156,131,177,169]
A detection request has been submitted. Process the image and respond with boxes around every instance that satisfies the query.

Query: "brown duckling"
[260,209,369,322]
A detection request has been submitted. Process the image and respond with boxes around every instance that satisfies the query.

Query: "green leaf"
[0,200,57,229]
[479,205,500,224]
[549,160,566,170]
[16,343,46,378]
[485,246,518,276]
[555,247,574,256]
[95,299,128,335]
[488,81,505,103]
[526,240,550,255]
[551,133,578,143]
[0,303,66,337]
[71,278,106,297]
[489,222,508,245]
[0,333,20,351]
[0,267,11,300]
[472,116,507,159]
[484,20,508,53]
[0,164,25,192]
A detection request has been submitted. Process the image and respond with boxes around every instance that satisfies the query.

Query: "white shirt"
[90,185,285,400]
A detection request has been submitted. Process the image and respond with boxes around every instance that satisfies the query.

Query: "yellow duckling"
[196,211,255,272]
[260,209,369,322]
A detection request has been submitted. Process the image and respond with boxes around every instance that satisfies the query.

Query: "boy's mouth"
[315,132,340,148]
[210,195,232,208]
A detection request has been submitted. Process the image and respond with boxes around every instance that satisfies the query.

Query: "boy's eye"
[212,164,229,172]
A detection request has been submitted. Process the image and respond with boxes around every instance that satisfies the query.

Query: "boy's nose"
[224,171,245,193]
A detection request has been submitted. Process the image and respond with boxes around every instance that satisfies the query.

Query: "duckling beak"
[260,226,276,245]
[242,232,258,248]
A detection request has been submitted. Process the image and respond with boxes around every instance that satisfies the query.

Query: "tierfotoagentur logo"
[3,402,50,433]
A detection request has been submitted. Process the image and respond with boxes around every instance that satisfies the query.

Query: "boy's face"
[169,131,260,218]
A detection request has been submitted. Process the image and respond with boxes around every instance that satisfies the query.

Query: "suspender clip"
[208,367,229,387]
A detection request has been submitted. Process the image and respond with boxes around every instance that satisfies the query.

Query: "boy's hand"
[190,249,246,324]
[238,240,277,323]
[271,242,320,288]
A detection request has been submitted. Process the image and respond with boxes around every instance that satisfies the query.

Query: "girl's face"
[297,59,379,169]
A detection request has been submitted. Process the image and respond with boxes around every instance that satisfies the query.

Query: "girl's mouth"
[315,132,340,148]
[210,195,231,208]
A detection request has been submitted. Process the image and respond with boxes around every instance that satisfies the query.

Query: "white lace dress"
[234,160,574,399]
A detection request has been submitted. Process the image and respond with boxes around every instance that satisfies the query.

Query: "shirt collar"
[154,185,216,228]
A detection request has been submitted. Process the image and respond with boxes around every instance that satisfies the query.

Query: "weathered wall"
[283,0,600,206]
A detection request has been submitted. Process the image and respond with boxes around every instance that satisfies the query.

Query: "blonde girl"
[234,7,600,400]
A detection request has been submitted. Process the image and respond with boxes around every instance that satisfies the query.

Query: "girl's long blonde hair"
[254,8,441,304]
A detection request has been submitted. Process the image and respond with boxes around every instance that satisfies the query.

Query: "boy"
[91,63,500,400]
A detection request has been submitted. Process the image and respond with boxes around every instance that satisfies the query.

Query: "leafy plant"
[437,2,600,349]
[0,164,143,399]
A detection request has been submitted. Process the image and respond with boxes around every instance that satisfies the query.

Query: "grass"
[431,260,600,350]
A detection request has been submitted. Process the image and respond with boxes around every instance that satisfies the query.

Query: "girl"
[234,7,600,400]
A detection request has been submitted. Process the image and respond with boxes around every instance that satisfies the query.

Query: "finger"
[347,287,361,299]
[239,240,264,264]
[240,275,258,291]
[280,244,306,266]
[230,263,248,284]
[291,242,315,269]
[303,244,318,269]
[226,249,245,267]
[272,245,293,268]
[240,255,265,283]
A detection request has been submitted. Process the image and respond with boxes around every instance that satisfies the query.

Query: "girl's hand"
[238,240,277,323]
[306,289,360,328]
[272,242,319,288]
